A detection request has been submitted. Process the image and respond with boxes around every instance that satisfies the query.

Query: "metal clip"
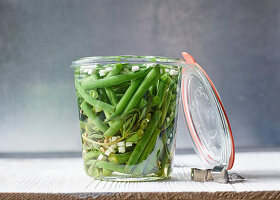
[211,166,229,183]
[191,168,212,182]
[228,173,245,183]
[191,166,244,184]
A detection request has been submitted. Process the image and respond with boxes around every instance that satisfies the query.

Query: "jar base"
[94,175,170,182]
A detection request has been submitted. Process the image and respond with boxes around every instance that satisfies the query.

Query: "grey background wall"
[0,0,279,152]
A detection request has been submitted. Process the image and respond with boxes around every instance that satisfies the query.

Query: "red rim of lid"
[181,52,235,170]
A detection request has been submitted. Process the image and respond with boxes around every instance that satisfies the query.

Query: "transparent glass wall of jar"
[71,56,184,181]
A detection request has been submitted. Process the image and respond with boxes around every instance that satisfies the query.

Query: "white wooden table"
[0,151,280,199]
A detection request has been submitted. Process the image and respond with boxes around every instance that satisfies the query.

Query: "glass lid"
[181,52,235,170]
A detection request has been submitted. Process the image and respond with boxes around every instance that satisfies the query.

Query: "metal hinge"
[191,166,245,184]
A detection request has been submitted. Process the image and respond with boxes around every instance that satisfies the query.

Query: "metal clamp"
[191,166,244,184]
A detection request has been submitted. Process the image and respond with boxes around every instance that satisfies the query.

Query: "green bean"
[75,80,115,113]
[115,88,127,95]
[80,101,109,133]
[135,89,172,174]
[79,121,86,130]
[160,73,170,83]
[143,139,164,175]
[120,67,159,115]
[137,128,161,163]
[148,81,158,96]
[164,112,175,129]
[81,72,98,83]
[152,96,160,107]
[87,161,100,177]
[95,161,126,174]
[104,67,160,137]
[102,168,113,176]
[89,90,99,99]
[146,113,152,121]
[108,79,143,120]
[108,152,132,164]
[91,133,103,139]
[81,70,148,89]
[113,83,130,94]
[105,88,118,106]
[83,150,100,162]
[105,63,124,77]
[156,76,170,109]
[98,88,110,105]
[125,110,162,172]
[137,128,144,137]
[172,83,177,92]
[140,119,148,129]
[132,128,162,175]
[138,98,147,110]
[104,64,124,106]
[158,90,172,128]
[159,149,171,176]
[85,159,97,166]
[103,120,122,137]
[93,67,112,104]
[116,93,124,99]
[158,124,176,176]
[169,100,176,111]
[77,92,83,107]
[91,167,100,177]
[167,76,174,87]
[126,133,141,143]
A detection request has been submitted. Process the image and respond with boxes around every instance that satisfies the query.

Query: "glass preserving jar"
[71,53,235,181]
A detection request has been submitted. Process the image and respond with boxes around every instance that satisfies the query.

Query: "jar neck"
[71,55,186,68]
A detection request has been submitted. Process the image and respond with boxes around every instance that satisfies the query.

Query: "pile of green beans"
[74,62,180,180]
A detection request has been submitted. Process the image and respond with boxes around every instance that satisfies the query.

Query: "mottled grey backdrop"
[0,0,279,152]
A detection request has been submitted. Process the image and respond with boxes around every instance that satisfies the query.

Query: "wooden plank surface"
[0,152,280,199]
[1,191,280,200]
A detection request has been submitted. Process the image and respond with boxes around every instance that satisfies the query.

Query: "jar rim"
[71,55,186,68]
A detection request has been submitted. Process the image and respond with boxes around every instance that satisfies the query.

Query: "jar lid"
[181,52,235,170]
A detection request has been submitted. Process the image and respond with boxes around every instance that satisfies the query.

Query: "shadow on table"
[238,170,280,180]
[159,169,280,183]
